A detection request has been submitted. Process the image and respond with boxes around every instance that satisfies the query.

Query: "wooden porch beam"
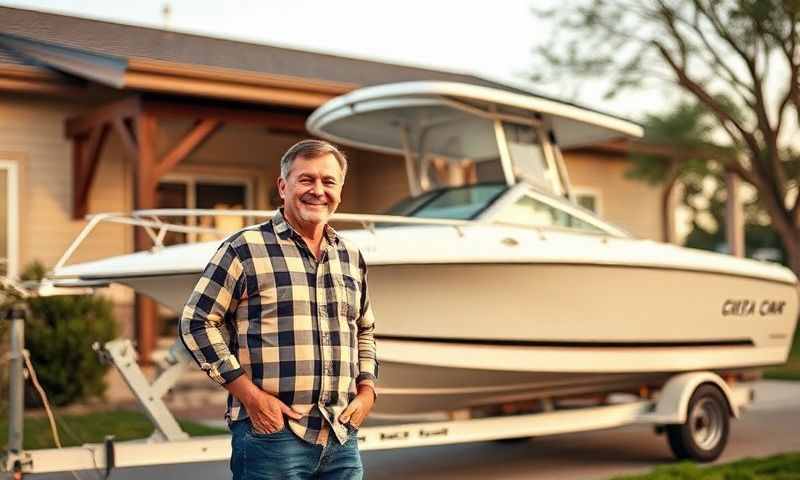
[68,96,142,218]
[155,118,222,178]
[66,96,141,138]
[142,99,307,132]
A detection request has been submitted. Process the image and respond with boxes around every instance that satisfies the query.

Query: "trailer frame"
[1,331,753,478]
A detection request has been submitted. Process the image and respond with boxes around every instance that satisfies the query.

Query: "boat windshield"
[385,183,507,220]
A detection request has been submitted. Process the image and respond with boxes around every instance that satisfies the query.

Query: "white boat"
[49,81,799,416]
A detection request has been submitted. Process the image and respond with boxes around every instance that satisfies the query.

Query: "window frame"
[158,173,255,242]
[572,186,604,216]
[0,160,19,279]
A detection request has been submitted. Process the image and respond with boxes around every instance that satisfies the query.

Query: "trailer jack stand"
[94,338,191,442]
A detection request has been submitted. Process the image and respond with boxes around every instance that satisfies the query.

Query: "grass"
[610,453,800,479]
[0,409,227,450]
[763,327,800,381]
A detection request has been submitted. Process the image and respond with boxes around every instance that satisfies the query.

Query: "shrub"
[19,262,117,407]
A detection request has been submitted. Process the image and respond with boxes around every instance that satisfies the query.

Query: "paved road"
[27,381,800,480]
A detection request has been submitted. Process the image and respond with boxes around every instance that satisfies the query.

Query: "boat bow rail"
[52,208,474,274]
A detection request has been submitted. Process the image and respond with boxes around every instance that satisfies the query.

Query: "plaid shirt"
[179,210,378,445]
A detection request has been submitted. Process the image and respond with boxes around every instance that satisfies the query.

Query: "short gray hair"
[280,139,348,180]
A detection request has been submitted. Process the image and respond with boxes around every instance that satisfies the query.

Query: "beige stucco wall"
[563,151,664,241]
[0,93,132,270]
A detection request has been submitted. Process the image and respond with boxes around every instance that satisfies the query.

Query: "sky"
[0,0,674,120]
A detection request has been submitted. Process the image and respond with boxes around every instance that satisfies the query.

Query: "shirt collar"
[272,208,339,246]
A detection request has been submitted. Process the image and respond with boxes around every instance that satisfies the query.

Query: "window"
[156,175,253,331]
[0,161,19,279]
[157,176,253,244]
[573,187,602,215]
[495,194,605,234]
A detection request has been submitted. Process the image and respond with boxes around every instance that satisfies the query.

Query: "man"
[180,139,378,480]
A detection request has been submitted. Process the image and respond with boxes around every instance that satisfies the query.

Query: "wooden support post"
[726,171,745,257]
[661,161,681,244]
[661,184,677,244]
[134,113,159,364]
[128,113,223,364]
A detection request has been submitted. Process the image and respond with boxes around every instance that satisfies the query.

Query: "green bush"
[19,262,117,407]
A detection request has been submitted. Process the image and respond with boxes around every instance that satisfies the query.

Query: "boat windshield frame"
[382,182,632,238]
[480,182,633,238]
[384,182,510,221]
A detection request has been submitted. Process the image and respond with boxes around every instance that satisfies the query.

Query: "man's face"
[278,152,344,228]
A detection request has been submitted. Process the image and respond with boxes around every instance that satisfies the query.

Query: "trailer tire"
[665,384,729,462]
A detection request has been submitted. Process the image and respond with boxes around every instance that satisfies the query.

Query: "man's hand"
[338,386,375,429]
[225,375,302,434]
[245,389,303,434]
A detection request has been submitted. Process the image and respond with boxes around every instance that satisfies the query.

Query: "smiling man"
[180,139,378,480]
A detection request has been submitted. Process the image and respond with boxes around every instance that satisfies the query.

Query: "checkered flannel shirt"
[179,209,378,445]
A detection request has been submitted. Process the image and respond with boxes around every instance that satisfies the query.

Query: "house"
[0,6,675,362]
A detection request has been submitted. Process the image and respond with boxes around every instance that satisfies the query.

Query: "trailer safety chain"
[21,350,61,448]
[12,347,108,479]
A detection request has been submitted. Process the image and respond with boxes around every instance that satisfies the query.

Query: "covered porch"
[64,93,411,362]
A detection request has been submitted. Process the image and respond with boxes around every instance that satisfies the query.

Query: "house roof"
[0,6,530,96]
[0,5,644,135]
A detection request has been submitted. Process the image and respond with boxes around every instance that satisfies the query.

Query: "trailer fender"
[640,372,738,425]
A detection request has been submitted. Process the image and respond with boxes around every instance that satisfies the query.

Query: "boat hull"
[124,262,799,351]
[366,262,798,359]
[114,260,798,414]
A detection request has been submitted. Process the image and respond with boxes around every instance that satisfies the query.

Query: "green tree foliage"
[533,0,800,275]
[626,101,787,263]
[12,262,117,407]
[626,101,720,185]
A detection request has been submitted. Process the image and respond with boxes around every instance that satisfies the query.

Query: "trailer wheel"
[666,384,729,462]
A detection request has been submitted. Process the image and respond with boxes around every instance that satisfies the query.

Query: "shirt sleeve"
[355,252,378,386]
[179,241,247,385]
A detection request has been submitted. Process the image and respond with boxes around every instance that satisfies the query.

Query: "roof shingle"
[0,6,518,90]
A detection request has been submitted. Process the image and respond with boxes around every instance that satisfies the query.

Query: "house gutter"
[0,63,87,96]
[0,33,360,108]
[124,58,358,108]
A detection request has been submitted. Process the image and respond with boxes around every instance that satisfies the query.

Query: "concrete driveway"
[24,381,800,480]
[363,381,800,479]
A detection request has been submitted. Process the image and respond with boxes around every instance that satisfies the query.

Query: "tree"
[627,101,788,262]
[533,0,800,275]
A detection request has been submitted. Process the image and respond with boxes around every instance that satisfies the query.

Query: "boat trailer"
[2,300,754,479]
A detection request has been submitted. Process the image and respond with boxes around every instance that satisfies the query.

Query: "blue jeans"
[229,418,363,480]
